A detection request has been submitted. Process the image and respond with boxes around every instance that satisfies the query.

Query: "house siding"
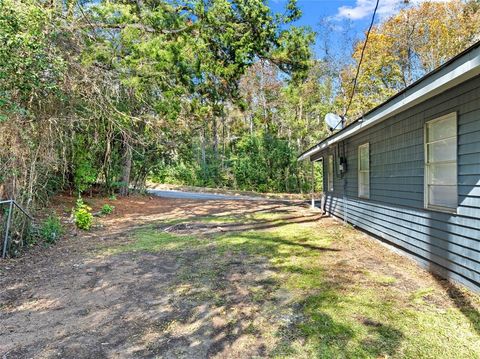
[314,75,480,291]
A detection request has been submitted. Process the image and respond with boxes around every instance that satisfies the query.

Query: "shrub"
[73,198,93,230]
[40,215,63,243]
[101,204,115,215]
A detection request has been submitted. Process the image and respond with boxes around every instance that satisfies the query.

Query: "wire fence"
[0,200,34,258]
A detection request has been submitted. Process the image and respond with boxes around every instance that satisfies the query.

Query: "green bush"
[73,198,93,230]
[40,215,63,243]
[101,204,115,215]
[150,161,199,186]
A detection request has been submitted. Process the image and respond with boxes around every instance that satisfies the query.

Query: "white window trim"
[327,154,334,192]
[358,143,370,199]
[424,112,458,213]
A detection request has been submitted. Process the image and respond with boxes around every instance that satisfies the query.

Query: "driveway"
[147,188,294,202]
[147,189,260,201]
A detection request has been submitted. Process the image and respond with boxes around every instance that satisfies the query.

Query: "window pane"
[359,148,363,169]
[359,184,370,198]
[428,163,456,185]
[429,185,457,209]
[358,144,369,198]
[328,155,334,191]
[427,137,456,162]
[427,116,456,142]
[359,172,369,198]
[359,172,369,185]
[425,114,457,211]
[360,147,369,170]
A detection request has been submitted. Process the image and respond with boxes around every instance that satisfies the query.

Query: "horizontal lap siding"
[320,75,480,292]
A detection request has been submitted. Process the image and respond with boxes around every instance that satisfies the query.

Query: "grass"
[103,230,200,255]
[410,287,436,304]
[365,270,398,285]
[106,212,480,358]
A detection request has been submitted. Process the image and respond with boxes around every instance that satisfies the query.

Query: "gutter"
[298,41,480,161]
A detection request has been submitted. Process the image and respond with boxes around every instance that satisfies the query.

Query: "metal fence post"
[2,200,14,258]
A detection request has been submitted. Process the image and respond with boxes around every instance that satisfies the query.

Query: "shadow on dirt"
[1,201,404,358]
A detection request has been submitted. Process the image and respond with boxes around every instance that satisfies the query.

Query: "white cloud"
[336,0,448,21]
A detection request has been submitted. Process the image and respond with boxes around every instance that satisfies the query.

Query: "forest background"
[1,0,480,210]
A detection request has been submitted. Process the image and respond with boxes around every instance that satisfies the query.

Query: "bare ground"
[0,195,479,358]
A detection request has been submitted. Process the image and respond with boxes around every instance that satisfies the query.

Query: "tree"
[0,0,315,209]
[340,0,480,120]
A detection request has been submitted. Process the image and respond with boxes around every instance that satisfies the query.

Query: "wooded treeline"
[1,0,479,209]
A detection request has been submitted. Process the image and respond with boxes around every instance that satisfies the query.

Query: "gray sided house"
[300,42,480,292]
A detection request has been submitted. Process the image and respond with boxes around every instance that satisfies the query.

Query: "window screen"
[425,113,457,211]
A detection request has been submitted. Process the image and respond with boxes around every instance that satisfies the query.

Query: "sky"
[268,0,446,59]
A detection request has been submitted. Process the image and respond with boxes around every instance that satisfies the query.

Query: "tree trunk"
[119,135,132,196]
[212,116,218,160]
[201,128,206,168]
[221,116,226,169]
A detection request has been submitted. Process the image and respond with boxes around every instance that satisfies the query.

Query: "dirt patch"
[162,222,226,235]
[0,196,305,358]
[1,194,479,358]
[160,213,324,236]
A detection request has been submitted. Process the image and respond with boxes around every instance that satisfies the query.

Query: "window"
[327,155,334,191]
[425,112,457,211]
[358,143,370,198]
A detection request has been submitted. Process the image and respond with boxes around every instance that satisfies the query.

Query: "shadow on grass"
[214,214,325,234]
[89,222,404,358]
[3,206,405,358]
[228,230,341,254]
[271,284,404,358]
[434,275,480,335]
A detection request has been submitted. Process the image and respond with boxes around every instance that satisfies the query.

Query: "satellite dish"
[325,113,344,131]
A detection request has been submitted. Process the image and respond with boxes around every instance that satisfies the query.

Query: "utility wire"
[344,0,380,118]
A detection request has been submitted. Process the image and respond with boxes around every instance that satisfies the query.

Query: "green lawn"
[107,211,480,358]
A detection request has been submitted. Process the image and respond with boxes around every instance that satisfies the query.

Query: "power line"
[344,0,380,118]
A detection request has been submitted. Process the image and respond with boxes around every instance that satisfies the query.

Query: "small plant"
[40,215,63,243]
[109,194,117,201]
[101,204,115,215]
[73,197,93,230]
